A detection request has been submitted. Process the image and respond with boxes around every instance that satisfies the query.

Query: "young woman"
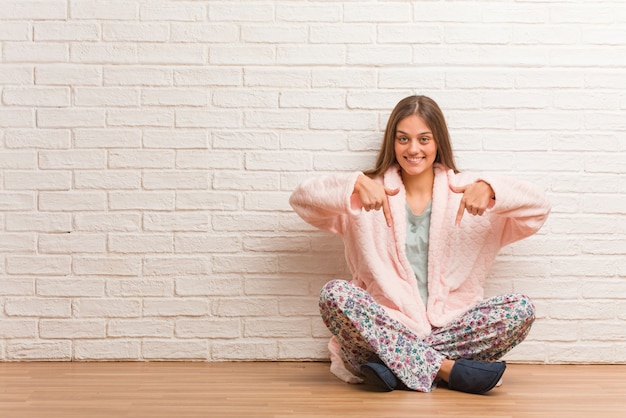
[289,96,551,394]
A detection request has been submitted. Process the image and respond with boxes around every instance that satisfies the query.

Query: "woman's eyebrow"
[395,130,432,136]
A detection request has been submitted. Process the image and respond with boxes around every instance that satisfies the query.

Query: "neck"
[401,168,435,214]
[401,168,435,197]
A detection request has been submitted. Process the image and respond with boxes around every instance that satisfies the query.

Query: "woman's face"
[394,114,437,178]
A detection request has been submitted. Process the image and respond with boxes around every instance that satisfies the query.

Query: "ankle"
[436,359,455,382]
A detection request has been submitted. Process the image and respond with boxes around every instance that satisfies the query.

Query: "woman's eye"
[420,136,430,143]
[397,137,408,143]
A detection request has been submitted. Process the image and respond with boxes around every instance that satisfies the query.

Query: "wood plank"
[0,362,625,417]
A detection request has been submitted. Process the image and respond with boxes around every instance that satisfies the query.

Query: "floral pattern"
[319,280,535,392]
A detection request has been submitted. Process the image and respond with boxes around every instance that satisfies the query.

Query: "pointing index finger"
[455,199,465,227]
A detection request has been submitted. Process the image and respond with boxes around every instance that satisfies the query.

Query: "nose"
[408,138,421,153]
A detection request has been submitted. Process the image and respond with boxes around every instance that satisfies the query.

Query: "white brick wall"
[0,0,624,364]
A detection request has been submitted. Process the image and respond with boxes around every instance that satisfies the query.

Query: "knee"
[510,293,535,327]
[319,279,349,306]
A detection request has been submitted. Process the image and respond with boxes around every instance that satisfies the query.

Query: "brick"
[176,150,241,169]
[0,151,36,169]
[347,91,411,110]
[7,341,71,360]
[0,233,35,253]
[4,171,71,191]
[107,279,173,297]
[70,0,138,20]
[0,278,34,296]
[37,109,105,128]
[73,299,142,318]
[176,319,240,339]
[244,318,311,338]
[73,257,142,276]
[0,22,30,41]
[141,3,205,21]
[143,171,208,190]
[74,340,140,360]
[279,339,329,360]
[7,256,71,275]
[211,46,274,65]
[3,42,68,63]
[143,340,208,360]
[103,23,168,42]
[312,68,376,88]
[34,22,100,41]
[176,191,238,211]
[171,23,238,42]
[174,68,241,87]
[244,110,307,129]
[344,3,411,23]
[0,319,37,338]
[242,25,307,43]
[108,234,173,253]
[37,278,104,297]
[142,88,208,107]
[213,89,278,108]
[143,299,210,317]
[39,191,106,211]
[279,297,319,316]
[213,171,280,191]
[4,129,70,149]
[39,233,106,254]
[244,68,310,88]
[175,110,239,128]
[175,276,243,297]
[0,109,34,128]
[138,44,206,65]
[0,65,33,84]
[212,214,281,232]
[211,340,278,360]
[212,254,278,274]
[108,191,174,210]
[209,2,274,22]
[214,297,279,317]
[5,298,71,317]
[174,234,241,254]
[0,1,66,19]
[74,129,141,148]
[108,150,174,169]
[74,87,140,107]
[378,24,442,44]
[71,44,137,64]
[279,90,343,109]
[108,319,172,338]
[40,319,105,339]
[5,213,71,232]
[74,213,141,232]
[36,65,102,85]
[143,129,208,149]
[278,45,345,65]
[245,151,312,171]
[143,257,211,276]
[513,25,580,45]
[143,213,210,232]
[244,191,292,211]
[74,171,141,190]
[107,109,174,127]
[3,86,70,107]
[276,4,341,23]
[104,66,171,86]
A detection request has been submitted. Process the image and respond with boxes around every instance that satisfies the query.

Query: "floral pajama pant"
[319,279,535,392]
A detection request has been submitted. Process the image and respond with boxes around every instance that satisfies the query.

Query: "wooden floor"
[0,362,625,417]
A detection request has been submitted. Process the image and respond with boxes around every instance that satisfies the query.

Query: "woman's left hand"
[449,181,495,227]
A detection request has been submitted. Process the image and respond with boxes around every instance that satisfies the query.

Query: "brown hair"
[364,95,458,177]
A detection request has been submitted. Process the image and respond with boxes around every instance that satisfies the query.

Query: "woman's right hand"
[353,175,399,227]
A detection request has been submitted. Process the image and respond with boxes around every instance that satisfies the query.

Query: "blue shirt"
[405,201,432,306]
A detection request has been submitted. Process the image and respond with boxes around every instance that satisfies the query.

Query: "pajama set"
[289,164,550,392]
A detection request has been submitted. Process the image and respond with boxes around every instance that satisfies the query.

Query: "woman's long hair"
[364,95,458,178]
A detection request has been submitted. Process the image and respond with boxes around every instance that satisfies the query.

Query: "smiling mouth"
[406,156,424,163]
